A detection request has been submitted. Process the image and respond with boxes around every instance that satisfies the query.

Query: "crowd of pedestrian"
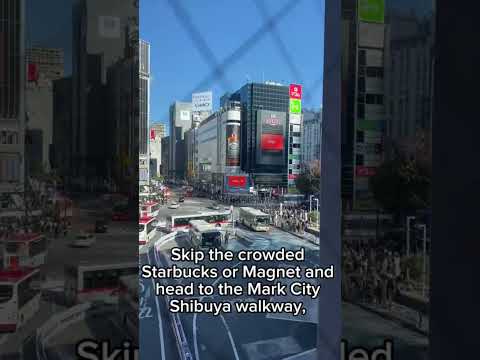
[0,217,71,241]
[342,239,402,309]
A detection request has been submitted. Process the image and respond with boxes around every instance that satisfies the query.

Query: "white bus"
[3,233,48,269]
[139,201,160,218]
[239,207,270,231]
[0,267,41,332]
[188,220,224,248]
[165,210,231,233]
[139,216,157,246]
[118,275,138,343]
[64,261,138,306]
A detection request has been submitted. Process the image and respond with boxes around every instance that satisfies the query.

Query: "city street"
[1,194,137,359]
[140,192,428,360]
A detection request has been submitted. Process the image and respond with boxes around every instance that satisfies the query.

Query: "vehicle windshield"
[138,225,145,233]
[0,285,13,304]
[256,216,270,224]
[202,231,221,245]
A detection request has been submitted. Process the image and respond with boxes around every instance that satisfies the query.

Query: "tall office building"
[149,122,165,178]
[302,109,322,164]
[0,0,26,193]
[168,101,192,180]
[160,136,170,177]
[329,0,434,211]
[25,47,64,85]
[139,39,150,186]
[71,0,136,188]
[228,82,290,188]
[25,48,65,175]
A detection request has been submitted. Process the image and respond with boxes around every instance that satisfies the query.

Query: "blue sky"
[140,0,325,129]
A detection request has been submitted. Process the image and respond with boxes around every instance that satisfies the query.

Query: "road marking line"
[147,248,166,360]
[220,314,240,360]
[193,261,242,360]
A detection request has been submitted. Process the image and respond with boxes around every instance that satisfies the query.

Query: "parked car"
[70,233,96,248]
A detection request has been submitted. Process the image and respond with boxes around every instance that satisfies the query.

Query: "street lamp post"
[406,216,416,257]
[314,198,319,229]
[309,194,314,213]
[417,224,428,298]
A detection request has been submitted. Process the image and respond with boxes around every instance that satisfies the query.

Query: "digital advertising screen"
[225,123,240,166]
[256,110,286,166]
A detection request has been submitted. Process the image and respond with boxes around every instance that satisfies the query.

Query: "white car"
[70,233,96,247]
[168,202,179,209]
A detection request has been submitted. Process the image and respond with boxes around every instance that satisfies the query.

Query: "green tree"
[369,156,430,216]
[295,160,321,195]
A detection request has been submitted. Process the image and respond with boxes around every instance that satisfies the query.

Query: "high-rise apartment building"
[0,0,26,193]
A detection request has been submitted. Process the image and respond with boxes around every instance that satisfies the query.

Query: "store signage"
[289,99,301,114]
[192,91,213,112]
[289,84,302,99]
[358,0,385,24]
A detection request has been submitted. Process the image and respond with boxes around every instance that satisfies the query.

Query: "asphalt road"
[140,192,428,360]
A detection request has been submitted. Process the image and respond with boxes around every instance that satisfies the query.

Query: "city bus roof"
[0,267,38,283]
[139,216,155,224]
[4,233,43,243]
[189,220,216,231]
[167,210,230,219]
[239,207,269,216]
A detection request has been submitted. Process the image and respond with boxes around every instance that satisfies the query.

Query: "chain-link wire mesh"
[162,1,340,358]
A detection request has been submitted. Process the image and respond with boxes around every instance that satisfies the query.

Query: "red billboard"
[150,129,155,140]
[356,166,377,177]
[289,84,302,99]
[260,134,284,151]
[227,176,247,188]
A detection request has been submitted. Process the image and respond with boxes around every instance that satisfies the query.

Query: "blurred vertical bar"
[318,0,341,359]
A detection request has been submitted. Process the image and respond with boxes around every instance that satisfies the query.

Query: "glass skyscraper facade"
[229,82,290,187]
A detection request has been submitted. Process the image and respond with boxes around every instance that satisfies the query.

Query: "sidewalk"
[273,224,319,246]
[352,299,429,336]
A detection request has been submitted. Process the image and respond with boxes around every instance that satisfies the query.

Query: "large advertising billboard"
[226,124,240,166]
[256,110,286,166]
[192,91,213,112]
[225,175,249,193]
